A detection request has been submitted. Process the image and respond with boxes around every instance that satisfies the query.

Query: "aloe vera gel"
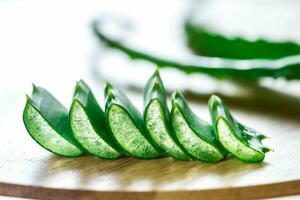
[209,95,270,163]
[171,91,224,162]
[144,70,191,160]
[23,86,84,157]
[105,83,161,159]
[70,80,122,159]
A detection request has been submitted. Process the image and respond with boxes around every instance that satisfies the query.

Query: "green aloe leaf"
[185,20,300,60]
[208,95,271,163]
[92,19,300,80]
[69,80,122,159]
[23,85,84,157]
[105,82,161,159]
[144,69,191,160]
[171,91,224,162]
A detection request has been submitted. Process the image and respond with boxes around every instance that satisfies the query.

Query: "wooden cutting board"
[1,76,300,200]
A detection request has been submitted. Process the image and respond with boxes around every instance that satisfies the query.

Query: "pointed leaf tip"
[209,95,223,107]
[263,147,274,153]
[209,95,219,102]
[172,90,184,104]
[171,92,180,107]
[77,79,85,85]
[32,83,37,90]
[105,81,112,89]
[25,94,31,102]
[106,89,115,100]
[76,79,89,90]
[104,82,114,99]
[174,89,182,98]
[258,134,270,141]
[154,67,160,77]
[75,80,81,89]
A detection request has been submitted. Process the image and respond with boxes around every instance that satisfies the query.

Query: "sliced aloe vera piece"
[105,83,161,159]
[69,80,122,159]
[23,85,84,157]
[144,70,191,160]
[171,91,224,162]
[208,95,270,163]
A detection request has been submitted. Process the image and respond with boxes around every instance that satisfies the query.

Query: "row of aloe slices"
[23,70,271,162]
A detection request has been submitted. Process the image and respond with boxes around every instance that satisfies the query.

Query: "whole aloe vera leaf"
[185,20,300,60]
[208,95,270,163]
[92,19,300,80]
[171,91,224,162]
[144,70,191,160]
[105,82,161,159]
[23,85,84,157]
[69,80,122,159]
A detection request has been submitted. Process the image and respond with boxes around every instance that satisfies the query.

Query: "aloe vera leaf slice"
[105,83,161,159]
[171,91,224,162]
[208,95,270,163]
[144,70,191,160]
[69,80,122,159]
[23,85,84,157]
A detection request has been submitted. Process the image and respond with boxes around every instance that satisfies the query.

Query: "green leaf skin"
[69,80,122,159]
[92,19,300,80]
[171,91,224,162]
[185,21,300,60]
[208,95,270,163]
[23,85,84,157]
[144,70,191,160]
[105,82,161,159]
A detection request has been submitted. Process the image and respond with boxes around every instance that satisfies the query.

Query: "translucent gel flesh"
[217,118,264,162]
[146,100,190,160]
[70,102,121,158]
[172,107,223,162]
[24,105,82,156]
[108,104,160,158]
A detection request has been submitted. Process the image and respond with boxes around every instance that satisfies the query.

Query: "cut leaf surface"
[105,83,161,159]
[209,95,270,163]
[171,91,224,162]
[23,85,84,157]
[70,80,122,159]
[144,70,191,160]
